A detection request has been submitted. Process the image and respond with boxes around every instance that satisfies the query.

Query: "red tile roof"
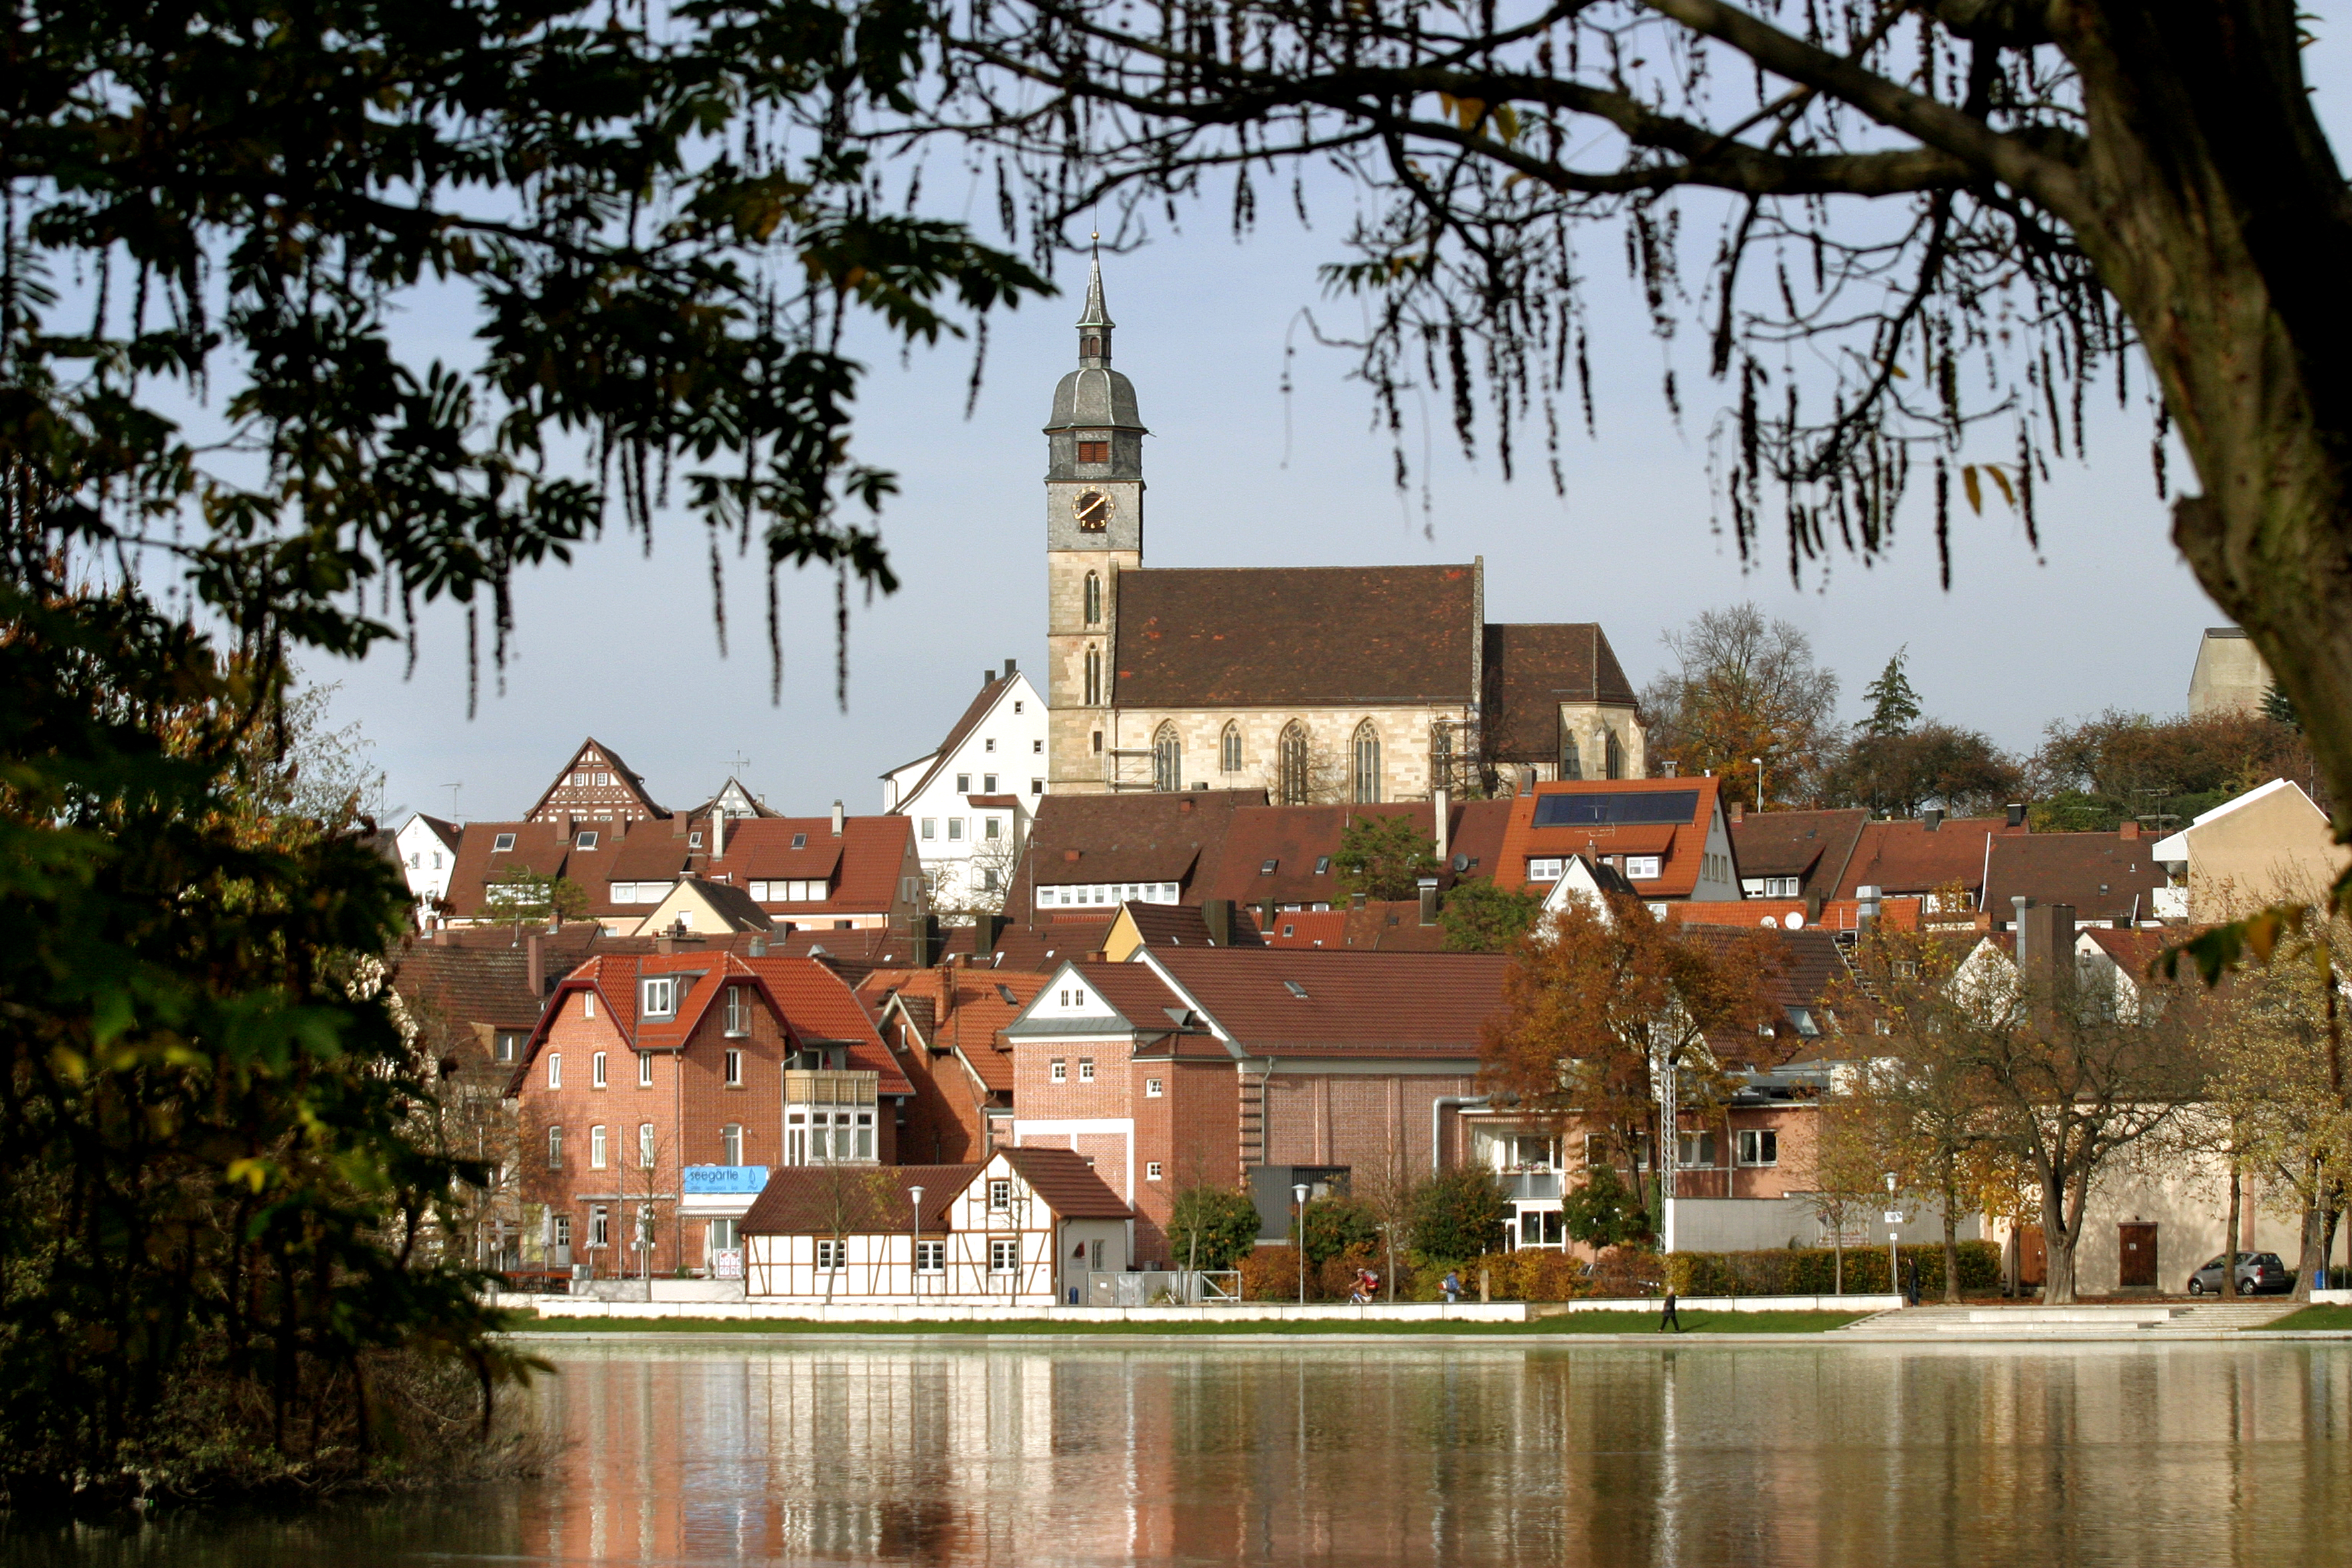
[1494,778,1729,900]
[1144,947,1511,1058]
[1112,565,1479,707]
[1729,809,1869,896]
[1009,790,1261,909]
[858,965,1050,1095]
[709,815,915,915]
[1985,834,2168,925]
[1262,910,1348,948]
[1830,817,2018,900]
[984,919,1117,973]
[740,1163,975,1235]
[391,941,546,1032]
[1000,1146,1134,1219]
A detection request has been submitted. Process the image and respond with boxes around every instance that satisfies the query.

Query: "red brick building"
[505,946,911,1278]
[858,964,1048,1165]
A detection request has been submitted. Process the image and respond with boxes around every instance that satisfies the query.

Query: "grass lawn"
[503,1309,1867,1337]
[2263,1305,2352,1332]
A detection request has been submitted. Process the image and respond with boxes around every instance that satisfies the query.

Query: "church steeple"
[1075,247,1113,366]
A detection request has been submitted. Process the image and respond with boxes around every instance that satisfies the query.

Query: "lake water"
[15,1340,2352,1565]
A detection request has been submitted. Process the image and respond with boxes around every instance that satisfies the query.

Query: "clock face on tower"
[1074,491,1112,532]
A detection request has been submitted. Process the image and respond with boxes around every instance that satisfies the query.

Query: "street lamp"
[1293,1183,1310,1306]
[1885,1172,1901,1304]
[1751,757,1765,814]
[910,1185,925,1300]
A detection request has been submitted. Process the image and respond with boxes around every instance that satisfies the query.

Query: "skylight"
[792,832,807,849]
[1261,859,1279,875]
[1283,980,1309,999]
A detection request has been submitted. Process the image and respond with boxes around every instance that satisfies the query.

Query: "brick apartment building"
[505,947,910,1279]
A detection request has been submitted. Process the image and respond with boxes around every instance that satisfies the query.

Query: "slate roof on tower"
[1111,564,1480,708]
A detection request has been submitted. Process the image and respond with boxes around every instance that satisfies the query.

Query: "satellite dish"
[1784,912,1806,929]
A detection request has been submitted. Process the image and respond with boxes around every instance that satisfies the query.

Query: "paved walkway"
[1838,1298,2306,1338]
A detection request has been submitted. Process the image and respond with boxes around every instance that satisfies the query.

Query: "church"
[1042,255,1647,802]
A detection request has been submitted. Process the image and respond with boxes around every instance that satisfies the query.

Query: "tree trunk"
[2323,1194,2343,1294]
[2043,1169,2080,1306]
[2225,1157,2243,1299]
[2296,1157,2323,1300]
[1833,1229,1843,1296]
[1941,1202,1962,1304]
[2057,5,2352,830]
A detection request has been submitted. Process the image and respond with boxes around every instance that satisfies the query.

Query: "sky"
[329,140,2268,829]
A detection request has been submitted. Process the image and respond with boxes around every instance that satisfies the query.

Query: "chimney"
[831,799,845,836]
[2006,801,2027,830]
[1202,899,1234,947]
[1856,884,1881,935]
[1662,759,1680,778]
[2011,894,2031,937]
[913,914,942,967]
[2119,819,2141,841]
[981,668,992,689]
[1417,876,1441,927]
[558,813,574,841]
[1433,785,1450,866]
[710,809,726,860]
[747,933,767,957]
[1730,799,1745,824]
[1178,797,1194,813]
[1003,658,1018,678]
[975,914,1008,957]
[1922,807,1943,832]
[2021,902,2077,994]
[672,811,688,838]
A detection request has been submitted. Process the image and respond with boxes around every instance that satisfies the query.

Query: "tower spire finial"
[1077,242,1113,333]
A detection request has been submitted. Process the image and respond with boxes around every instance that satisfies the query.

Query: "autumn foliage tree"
[1640,605,1840,807]
[1480,893,1784,1235]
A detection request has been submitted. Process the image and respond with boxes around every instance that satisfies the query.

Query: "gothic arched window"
[1352,722,1382,804]
[1083,647,1102,707]
[1153,724,1182,793]
[1220,722,1242,774]
[1560,726,1583,781]
[1603,728,1624,780]
[1083,571,1101,626]
[1278,723,1310,806]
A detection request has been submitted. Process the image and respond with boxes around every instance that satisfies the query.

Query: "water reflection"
[18,1342,2352,1566]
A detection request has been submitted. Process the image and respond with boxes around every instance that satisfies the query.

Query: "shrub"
[1666,1241,2001,1296]
[1559,1162,1648,1249]
[1168,1186,1264,1272]
[1411,1168,1510,1262]
[1588,1245,1668,1298]
[1298,1196,1381,1264]
[1239,1245,1310,1301]
[1484,1249,1591,1302]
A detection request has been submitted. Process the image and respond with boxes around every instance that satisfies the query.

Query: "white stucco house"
[740,1146,1130,1305]
[882,661,1048,919]
[395,814,463,927]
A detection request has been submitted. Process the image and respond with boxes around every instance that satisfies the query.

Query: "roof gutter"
[1433,1094,1492,1175]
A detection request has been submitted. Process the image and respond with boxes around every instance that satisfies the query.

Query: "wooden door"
[2018,1226,2047,1287]
[2118,1223,2159,1289]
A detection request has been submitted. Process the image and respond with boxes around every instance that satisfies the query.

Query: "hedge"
[1667,1241,2001,1297]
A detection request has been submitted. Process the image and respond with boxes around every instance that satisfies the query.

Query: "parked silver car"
[2186,1251,2296,1296]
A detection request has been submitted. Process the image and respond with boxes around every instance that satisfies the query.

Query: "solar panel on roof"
[1532,790,1699,827]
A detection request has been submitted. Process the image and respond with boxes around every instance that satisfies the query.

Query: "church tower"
[1044,251,1146,794]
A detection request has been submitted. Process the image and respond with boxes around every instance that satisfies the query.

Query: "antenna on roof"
[726,749,751,777]
[441,781,462,821]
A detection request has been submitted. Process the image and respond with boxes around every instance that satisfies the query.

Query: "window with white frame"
[988,1237,1019,1273]
[783,1107,874,1164]
[921,818,936,840]
[1676,1132,1716,1167]
[725,987,749,1036]
[988,1178,1012,1210]
[1763,876,1802,898]
[722,1123,743,1165]
[1077,1059,1094,1082]
[707,1216,739,1253]
[641,976,678,1018]
[495,1031,521,1063]
[589,1206,609,1248]
[1050,1059,1067,1082]
[591,1051,607,1088]
[1145,1078,1163,1097]
[1032,777,1044,794]
[984,773,998,793]
[1624,856,1662,880]
[956,773,971,793]
[1146,1161,1162,1181]
[492,832,516,852]
[638,1122,656,1168]
[916,1240,945,1273]
[984,817,1002,840]
[583,994,594,1019]
[1737,1129,1779,1167]
[815,1239,844,1271]
[984,738,996,753]
[547,1053,562,1089]
[637,1052,653,1087]
[590,1125,607,1168]
[547,1126,564,1168]
[574,830,599,850]
[724,1048,743,1087]
[1526,857,1565,881]
[552,1214,572,1251]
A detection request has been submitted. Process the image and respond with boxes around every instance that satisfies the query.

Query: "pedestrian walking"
[1658,1290,1682,1333]
[1441,1269,1463,1304]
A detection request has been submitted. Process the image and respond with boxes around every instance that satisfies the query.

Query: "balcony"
[1502,1170,1563,1201]
[783,1069,876,1107]
[2152,886,2188,921]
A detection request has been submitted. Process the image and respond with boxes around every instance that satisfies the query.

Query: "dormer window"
[493,832,516,852]
[641,976,679,1019]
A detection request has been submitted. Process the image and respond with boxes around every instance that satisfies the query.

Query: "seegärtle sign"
[682,1165,771,1195]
